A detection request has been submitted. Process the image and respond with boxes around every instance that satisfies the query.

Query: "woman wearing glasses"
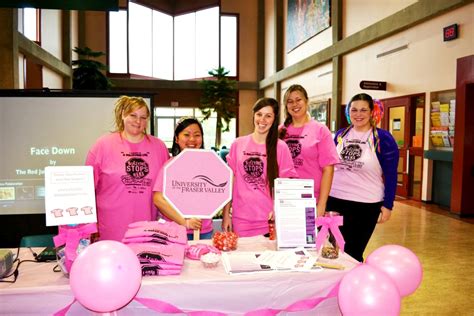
[86,96,170,241]
[279,84,339,217]
[327,93,399,262]
[153,117,213,240]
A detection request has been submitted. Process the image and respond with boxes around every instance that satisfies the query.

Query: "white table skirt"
[0,236,357,315]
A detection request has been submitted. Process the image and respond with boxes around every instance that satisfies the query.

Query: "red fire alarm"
[443,24,458,42]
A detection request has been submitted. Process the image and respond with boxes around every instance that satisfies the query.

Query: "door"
[382,95,425,199]
[383,98,410,197]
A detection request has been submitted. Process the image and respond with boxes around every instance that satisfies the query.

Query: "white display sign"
[44,166,97,226]
[274,178,317,249]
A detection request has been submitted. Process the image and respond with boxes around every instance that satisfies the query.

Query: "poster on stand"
[274,178,316,249]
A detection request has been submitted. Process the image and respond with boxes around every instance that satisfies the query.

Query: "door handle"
[405,150,409,175]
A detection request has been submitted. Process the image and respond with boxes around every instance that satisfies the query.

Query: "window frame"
[107,3,238,80]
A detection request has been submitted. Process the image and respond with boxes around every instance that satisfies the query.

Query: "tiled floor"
[364,200,474,315]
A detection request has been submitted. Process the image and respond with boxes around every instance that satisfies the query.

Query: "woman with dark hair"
[222,98,297,237]
[279,84,339,216]
[86,96,169,241]
[327,93,399,262]
[153,117,213,240]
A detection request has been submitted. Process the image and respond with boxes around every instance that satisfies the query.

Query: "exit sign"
[443,24,458,42]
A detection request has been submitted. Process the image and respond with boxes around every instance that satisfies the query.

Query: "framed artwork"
[286,0,331,52]
[309,97,330,127]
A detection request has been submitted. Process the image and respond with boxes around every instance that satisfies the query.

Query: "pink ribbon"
[315,216,345,253]
[53,223,97,263]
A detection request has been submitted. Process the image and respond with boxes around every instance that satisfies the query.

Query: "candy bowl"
[200,252,221,268]
[212,231,238,251]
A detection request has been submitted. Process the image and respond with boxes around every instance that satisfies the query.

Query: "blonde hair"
[113,96,150,134]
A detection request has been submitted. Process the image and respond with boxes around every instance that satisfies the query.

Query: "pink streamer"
[53,298,76,316]
[315,216,345,253]
[134,297,226,315]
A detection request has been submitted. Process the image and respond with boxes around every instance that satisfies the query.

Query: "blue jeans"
[187,231,213,240]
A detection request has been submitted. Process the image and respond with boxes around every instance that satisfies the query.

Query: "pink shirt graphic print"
[227,135,296,237]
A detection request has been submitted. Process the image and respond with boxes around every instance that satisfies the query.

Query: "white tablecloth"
[0,236,357,315]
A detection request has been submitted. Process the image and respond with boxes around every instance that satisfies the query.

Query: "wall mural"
[286,0,331,52]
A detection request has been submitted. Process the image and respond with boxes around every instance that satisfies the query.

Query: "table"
[0,236,357,315]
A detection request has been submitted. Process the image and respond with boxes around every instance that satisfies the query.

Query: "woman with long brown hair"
[222,98,297,237]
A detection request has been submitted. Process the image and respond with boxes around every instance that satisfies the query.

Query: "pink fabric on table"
[125,220,188,245]
[128,242,186,266]
[85,133,170,241]
[280,120,339,200]
[122,236,170,245]
[153,160,213,235]
[226,135,297,237]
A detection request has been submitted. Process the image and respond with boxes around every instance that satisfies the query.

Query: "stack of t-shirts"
[123,219,187,276]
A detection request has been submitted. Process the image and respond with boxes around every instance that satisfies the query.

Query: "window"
[108,3,237,80]
[154,107,236,150]
[20,8,40,42]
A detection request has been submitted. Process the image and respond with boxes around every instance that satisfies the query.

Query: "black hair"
[171,117,205,156]
[279,84,309,139]
[253,97,280,196]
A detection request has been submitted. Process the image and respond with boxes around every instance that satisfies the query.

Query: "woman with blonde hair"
[86,96,169,241]
[279,84,339,216]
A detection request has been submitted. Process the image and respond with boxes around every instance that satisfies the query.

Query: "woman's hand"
[377,206,392,223]
[222,213,232,232]
[185,218,202,230]
[316,202,326,217]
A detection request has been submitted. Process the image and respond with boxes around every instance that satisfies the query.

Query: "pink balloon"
[366,245,423,297]
[70,240,142,313]
[338,264,401,316]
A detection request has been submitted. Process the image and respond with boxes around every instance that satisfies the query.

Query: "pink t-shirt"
[85,133,169,241]
[281,120,339,199]
[226,135,297,237]
[330,128,384,203]
[153,159,213,234]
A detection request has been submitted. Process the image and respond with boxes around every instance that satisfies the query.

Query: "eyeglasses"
[350,108,370,114]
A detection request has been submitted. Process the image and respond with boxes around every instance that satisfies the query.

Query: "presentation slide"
[0,92,152,215]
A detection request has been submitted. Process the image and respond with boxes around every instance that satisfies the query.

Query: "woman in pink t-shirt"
[153,117,213,240]
[279,84,339,216]
[223,98,297,237]
[86,96,170,241]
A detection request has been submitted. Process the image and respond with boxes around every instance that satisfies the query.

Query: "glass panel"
[389,106,405,147]
[155,118,175,148]
[412,155,422,199]
[397,155,404,184]
[175,108,194,116]
[220,120,236,149]
[196,7,219,78]
[153,10,173,80]
[412,107,424,147]
[201,117,217,149]
[109,10,128,73]
[174,12,196,80]
[154,107,236,151]
[129,3,152,76]
[221,16,237,76]
[155,107,176,116]
[23,8,38,41]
